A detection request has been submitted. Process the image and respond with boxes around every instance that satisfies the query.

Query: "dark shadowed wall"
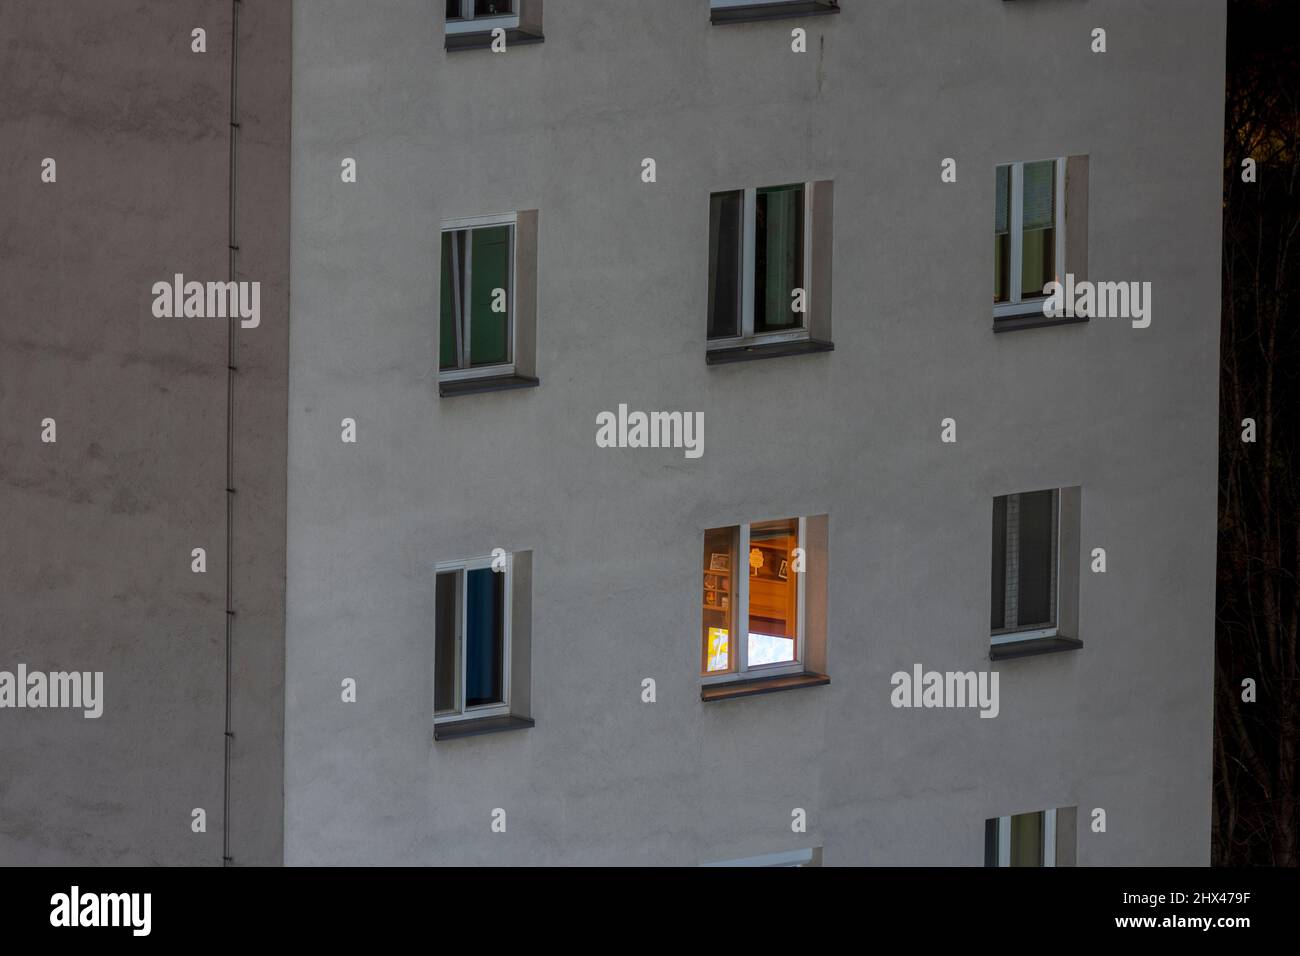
[0,0,290,865]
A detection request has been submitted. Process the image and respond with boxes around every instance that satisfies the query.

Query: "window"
[435,555,512,722]
[989,487,1082,659]
[994,158,1066,319]
[445,0,519,35]
[985,810,1057,867]
[991,489,1059,642]
[440,215,515,381]
[708,184,811,347]
[702,518,806,680]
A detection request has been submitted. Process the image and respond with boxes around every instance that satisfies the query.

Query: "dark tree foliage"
[1216,0,1300,866]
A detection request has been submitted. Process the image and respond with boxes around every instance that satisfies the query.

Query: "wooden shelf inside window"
[703,573,731,614]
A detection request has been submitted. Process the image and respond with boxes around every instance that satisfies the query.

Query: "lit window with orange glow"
[701,519,806,681]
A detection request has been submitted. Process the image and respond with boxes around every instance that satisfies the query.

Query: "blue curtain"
[465,568,504,706]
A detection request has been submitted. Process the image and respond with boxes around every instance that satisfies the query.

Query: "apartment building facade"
[284,0,1225,865]
[0,0,1223,868]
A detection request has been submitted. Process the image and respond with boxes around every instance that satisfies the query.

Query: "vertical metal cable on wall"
[223,0,241,868]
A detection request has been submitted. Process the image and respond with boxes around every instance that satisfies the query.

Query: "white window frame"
[444,0,520,35]
[706,184,814,350]
[439,213,517,382]
[434,553,512,723]
[994,157,1067,320]
[990,488,1061,646]
[994,809,1057,867]
[701,516,807,685]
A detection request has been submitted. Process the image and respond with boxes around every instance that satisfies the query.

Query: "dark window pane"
[440,231,464,370]
[984,818,999,867]
[707,191,742,339]
[475,0,512,15]
[1010,811,1044,867]
[465,568,505,707]
[434,572,457,713]
[991,496,1007,630]
[1016,490,1056,627]
[1021,226,1055,299]
[994,166,1010,303]
[995,233,1010,303]
[446,1,463,20]
[755,184,804,333]
[469,225,511,367]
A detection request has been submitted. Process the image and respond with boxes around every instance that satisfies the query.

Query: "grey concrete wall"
[0,0,289,866]
[285,0,1224,865]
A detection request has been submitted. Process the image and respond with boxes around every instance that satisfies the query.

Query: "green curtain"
[470,225,510,367]
[756,184,803,332]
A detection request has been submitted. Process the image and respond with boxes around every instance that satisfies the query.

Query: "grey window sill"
[993,313,1089,334]
[434,714,534,741]
[445,28,544,52]
[439,373,539,398]
[702,671,829,702]
[988,636,1083,661]
[706,338,834,366]
[711,1,840,25]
